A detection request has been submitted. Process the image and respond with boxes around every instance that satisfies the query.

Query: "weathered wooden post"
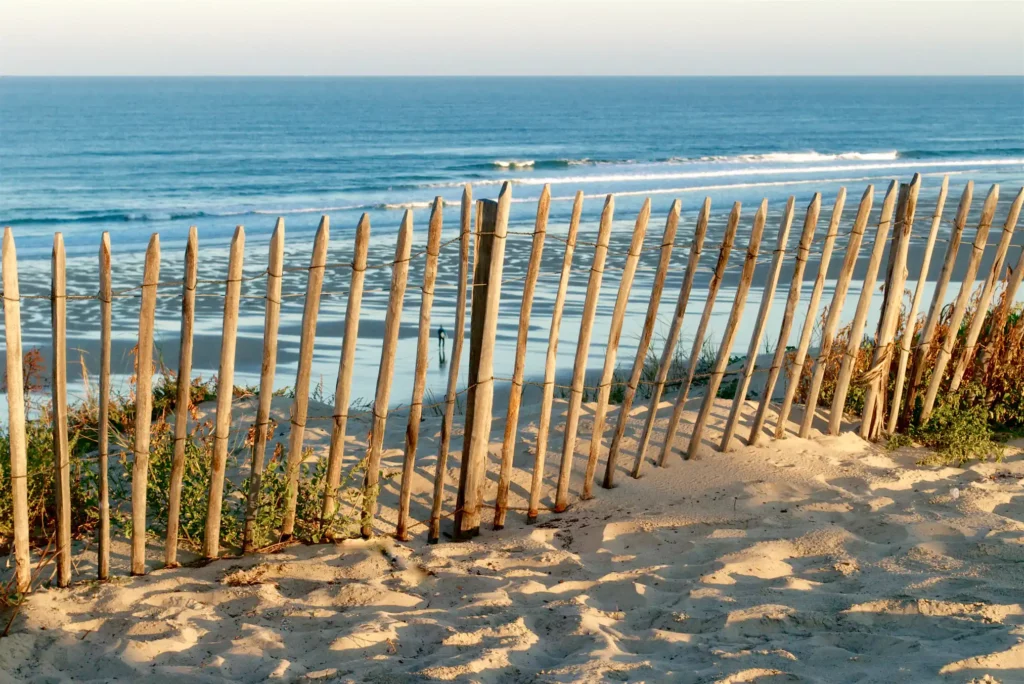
[3,228,31,592]
[97,233,112,579]
[131,233,160,576]
[429,185,472,542]
[603,199,684,489]
[455,183,511,537]
[165,226,198,566]
[50,234,72,586]
[494,186,549,529]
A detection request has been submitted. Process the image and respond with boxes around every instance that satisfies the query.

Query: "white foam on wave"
[431,157,1024,188]
[492,160,535,169]
[694,150,900,163]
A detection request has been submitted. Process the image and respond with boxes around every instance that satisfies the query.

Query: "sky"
[2,0,1023,76]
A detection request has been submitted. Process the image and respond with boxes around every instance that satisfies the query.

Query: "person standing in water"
[437,325,447,365]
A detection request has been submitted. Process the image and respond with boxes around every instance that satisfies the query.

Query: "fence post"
[920,184,999,423]
[861,177,920,440]
[2,228,31,593]
[528,192,583,522]
[948,187,1022,392]
[281,218,330,539]
[429,185,472,542]
[243,220,285,552]
[97,233,112,580]
[165,226,198,566]
[130,233,160,576]
[903,182,973,427]
[203,226,245,559]
[798,186,874,438]
[582,199,649,499]
[604,198,683,489]
[888,176,949,435]
[653,202,741,469]
[50,234,72,587]
[720,196,795,450]
[687,201,767,459]
[362,212,413,538]
[828,181,898,435]
[986,245,1024,364]
[748,194,821,446]
[320,215,370,533]
[455,184,511,537]
[494,185,549,529]
[554,195,614,513]
[396,198,444,541]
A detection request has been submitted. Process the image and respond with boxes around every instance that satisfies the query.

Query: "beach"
[2,385,1023,682]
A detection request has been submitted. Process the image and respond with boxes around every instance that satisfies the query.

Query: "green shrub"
[911,385,1003,466]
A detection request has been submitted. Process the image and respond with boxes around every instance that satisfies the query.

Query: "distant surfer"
[438,325,447,365]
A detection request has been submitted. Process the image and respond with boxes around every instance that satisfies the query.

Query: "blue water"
[3,77,1023,257]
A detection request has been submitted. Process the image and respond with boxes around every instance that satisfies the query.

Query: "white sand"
[3,392,1024,683]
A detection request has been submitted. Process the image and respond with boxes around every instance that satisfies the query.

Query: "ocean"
[1,76,1023,406]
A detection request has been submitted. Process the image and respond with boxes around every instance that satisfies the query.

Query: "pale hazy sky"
[3,0,1023,76]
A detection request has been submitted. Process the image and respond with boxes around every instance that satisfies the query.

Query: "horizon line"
[3,73,1023,79]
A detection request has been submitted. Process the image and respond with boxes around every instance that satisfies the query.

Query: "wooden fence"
[2,174,1023,593]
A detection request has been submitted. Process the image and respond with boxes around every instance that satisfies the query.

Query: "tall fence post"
[130,233,160,576]
[243,220,285,552]
[50,234,72,587]
[798,186,874,439]
[429,185,472,542]
[554,194,614,513]
[948,187,1022,392]
[165,226,198,566]
[720,196,795,450]
[920,184,999,423]
[97,232,112,580]
[396,198,445,541]
[888,176,949,435]
[281,218,330,539]
[903,182,973,427]
[687,200,767,459]
[604,198,683,489]
[748,194,821,446]
[528,192,583,522]
[203,226,245,559]
[583,199,649,499]
[455,184,511,537]
[321,215,370,534]
[362,211,413,538]
[653,202,741,469]
[3,228,31,593]
[494,185,549,530]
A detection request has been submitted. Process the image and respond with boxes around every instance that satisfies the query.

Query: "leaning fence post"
[748,194,820,446]
[429,185,472,542]
[97,233,112,580]
[527,192,583,523]
[165,226,198,566]
[396,198,444,541]
[653,202,741,469]
[554,194,614,513]
[604,198,683,489]
[903,182,973,427]
[920,184,999,423]
[130,233,160,576]
[720,197,795,450]
[828,181,898,435]
[582,199,649,499]
[3,228,31,593]
[203,226,245,559]
[798,186,873,439]
[987,245,1024,362]
[50,233,72,587]
[281,218,330,540]
[362,212,413,538]
[948,187,1022,392]
[455,184,511,537]
[887,176,949,435]
[687,200,767,459]
[861,177,920,440]
[320,216,369,534]
[494,185,549,530]
[243,220,285,552]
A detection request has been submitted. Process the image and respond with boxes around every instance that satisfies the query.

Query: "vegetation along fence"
[2,174,1023,595]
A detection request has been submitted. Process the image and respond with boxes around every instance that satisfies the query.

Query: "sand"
[3,386,1024,683]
